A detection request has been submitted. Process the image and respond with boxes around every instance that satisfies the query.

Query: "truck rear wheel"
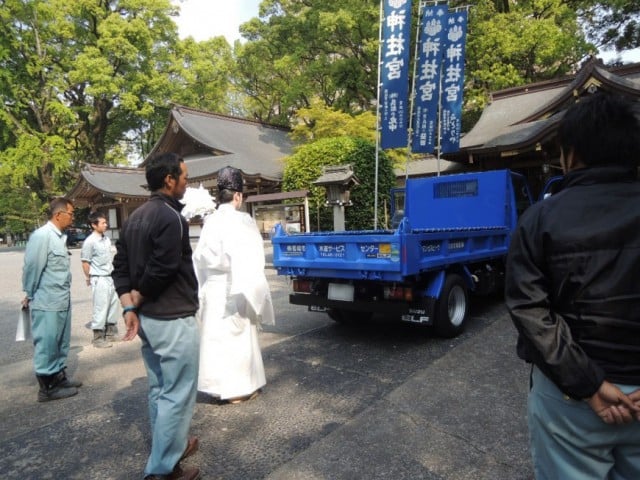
[434,274,469,338]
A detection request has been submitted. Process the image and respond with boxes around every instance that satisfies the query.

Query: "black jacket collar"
[151,192,185,212]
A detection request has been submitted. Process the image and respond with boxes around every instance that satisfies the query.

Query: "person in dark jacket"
[112,153,200,480]
[505,92,640,479]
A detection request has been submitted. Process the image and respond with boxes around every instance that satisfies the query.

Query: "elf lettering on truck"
[271,169,557,338]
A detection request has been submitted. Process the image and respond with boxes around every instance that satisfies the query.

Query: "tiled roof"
[67,164,148,202]
[151,105,294,179]
[69,107,296,201]
[459,57,640,154]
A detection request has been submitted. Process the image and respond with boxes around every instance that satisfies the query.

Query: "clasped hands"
[587,380,640,425]
[120,289,143,342]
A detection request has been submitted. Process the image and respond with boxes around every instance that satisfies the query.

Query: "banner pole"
[374,0,384,230]
[406,1,425,187]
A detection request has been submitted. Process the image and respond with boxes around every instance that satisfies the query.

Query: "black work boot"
[92,329,112,348]
[57,368,82,388]
[36,374,78,402]
[105,324,120,342]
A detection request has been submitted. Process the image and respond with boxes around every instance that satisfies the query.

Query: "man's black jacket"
[506,165,640,399]
[112,193,198,320]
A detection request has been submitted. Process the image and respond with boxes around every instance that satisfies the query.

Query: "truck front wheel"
[434,274,469,338]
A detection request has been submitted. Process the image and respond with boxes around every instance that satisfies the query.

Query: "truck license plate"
[328,283,354,302]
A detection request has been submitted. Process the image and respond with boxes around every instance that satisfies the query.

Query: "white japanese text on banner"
[380,0,412,149]
[412,5,449,153]
[440,10,468,154]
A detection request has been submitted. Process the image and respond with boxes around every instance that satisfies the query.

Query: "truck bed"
[271,223,510,282]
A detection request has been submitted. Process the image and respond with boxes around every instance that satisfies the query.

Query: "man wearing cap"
[112,153,200,480]
[193,166,275,404]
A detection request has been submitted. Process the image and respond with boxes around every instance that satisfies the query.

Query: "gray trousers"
[138,314,200,476]
[89,276,119,330]
[528,366,640,480]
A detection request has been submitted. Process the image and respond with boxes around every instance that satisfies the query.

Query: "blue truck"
[271,169,547,337]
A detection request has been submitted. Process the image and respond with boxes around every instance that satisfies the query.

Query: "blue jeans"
[528,366,640,480]
[31,309,71,375]
[138,314,200,476]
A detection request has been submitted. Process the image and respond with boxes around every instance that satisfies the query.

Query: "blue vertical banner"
[440,10,468,154]
[412,5,449,153]
[379,0,412,149]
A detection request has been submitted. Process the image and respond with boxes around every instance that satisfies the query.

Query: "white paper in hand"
[16,307,31,342]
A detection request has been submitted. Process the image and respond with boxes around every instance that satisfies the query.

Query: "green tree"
[282,137,395,231]
[463,0,593,127]
[171,37,234,113]
[0,172,44,241]
[568,0,640,53]
[0,0,181,200]
[235,0,380,125]
[290,100,376,143]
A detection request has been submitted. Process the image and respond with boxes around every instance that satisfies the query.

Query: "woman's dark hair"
[557,92,640,168]
[145,153,184,191]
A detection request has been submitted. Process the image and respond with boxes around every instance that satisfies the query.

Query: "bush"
[282,137,395,231]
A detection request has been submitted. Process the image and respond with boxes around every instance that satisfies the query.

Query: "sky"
[173,0,261,44]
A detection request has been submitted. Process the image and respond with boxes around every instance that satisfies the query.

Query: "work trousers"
[528,366,640,480]
[138,314,199,477]
[31,308,71,375]
[89,276,119,330]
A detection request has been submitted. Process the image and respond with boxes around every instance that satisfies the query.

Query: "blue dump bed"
[272,170,518,282]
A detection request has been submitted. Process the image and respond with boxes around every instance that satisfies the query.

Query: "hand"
[122,311,140,341]
[627,389,640,421]
[21,297,29,310]
[86,277,91,286]
[587,381,640,424]
[130,289,144,308]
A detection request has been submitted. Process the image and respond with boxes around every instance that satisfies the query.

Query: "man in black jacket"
[506,92,640,479]
[112,153,200,480]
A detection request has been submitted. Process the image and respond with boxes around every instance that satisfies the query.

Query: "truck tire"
[434,274,469,338]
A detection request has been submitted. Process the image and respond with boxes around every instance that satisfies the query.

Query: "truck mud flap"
[290,294,435,324]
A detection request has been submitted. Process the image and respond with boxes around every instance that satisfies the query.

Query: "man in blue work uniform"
[81,211,120,348]
[112,153,200,480]
[22,197,83,402]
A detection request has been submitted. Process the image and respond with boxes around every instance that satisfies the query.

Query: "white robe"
[192,204,275,400]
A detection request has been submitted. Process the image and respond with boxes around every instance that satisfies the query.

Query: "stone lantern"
[312,164,360,231]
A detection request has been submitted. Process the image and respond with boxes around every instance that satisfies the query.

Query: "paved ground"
[0,244,534,480]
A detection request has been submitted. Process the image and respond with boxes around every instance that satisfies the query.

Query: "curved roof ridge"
[172,104,291,132]
[515,57,640,125]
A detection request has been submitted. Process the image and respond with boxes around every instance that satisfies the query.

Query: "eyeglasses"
[57,211,75,217]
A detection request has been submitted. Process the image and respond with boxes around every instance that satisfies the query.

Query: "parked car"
[66,228,90,247]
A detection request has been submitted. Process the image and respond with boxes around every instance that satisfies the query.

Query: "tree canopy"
[1,0,639,238]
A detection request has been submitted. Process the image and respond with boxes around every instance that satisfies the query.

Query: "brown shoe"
[144,465,200,480]
[227,390,260,404]
[180,436,198,462]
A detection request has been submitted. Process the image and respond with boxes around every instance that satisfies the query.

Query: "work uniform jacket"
[505,165,640,399]
[23,222,71,311]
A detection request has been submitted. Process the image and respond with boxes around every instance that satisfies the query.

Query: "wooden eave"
[516,58,640,125]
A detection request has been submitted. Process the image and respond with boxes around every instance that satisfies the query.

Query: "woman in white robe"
[192,166,274,403]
